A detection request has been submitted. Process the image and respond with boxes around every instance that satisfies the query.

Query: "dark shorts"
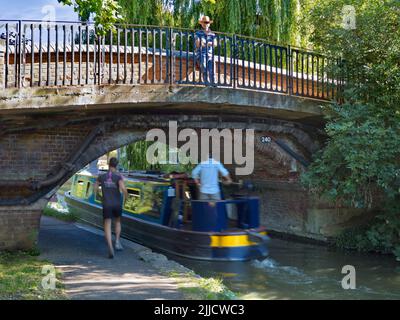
[102,206,122,219]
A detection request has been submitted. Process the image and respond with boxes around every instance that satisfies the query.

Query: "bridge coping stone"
[0,84,326,124]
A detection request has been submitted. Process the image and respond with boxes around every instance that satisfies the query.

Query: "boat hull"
[64,191,269,261]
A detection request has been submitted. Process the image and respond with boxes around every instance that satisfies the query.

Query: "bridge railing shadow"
[0,20,343,101]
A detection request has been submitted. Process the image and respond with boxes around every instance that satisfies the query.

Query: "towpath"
[38,216,184,300]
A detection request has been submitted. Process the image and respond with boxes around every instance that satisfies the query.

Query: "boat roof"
[75,169,171,184]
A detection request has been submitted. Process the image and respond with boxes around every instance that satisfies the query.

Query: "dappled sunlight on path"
[38,216,183,300]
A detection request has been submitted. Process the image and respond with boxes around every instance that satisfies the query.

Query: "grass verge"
[0,251,66,300]
[167,271,236,300]
[136,250,236,300]
[43,206,78,222]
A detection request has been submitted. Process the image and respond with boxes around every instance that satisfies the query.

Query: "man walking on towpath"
[192,156,233,200]
[94,157,128,259]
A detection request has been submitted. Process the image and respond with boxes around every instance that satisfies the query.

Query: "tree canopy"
[118,0,303,45]
[59,0,308,46]
[300,0,400,258]
[58,0,122,34]
[301,0,400,207]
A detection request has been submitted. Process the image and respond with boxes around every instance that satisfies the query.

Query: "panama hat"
[198,16,213,24]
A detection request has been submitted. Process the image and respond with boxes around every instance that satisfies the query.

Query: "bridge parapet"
[0,20,343,101]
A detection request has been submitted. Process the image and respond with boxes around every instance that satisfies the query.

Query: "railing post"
[102,35,106,85]
[0,38,5,89]
[96,34,100,85]
[232,34,237,89]
[168,27,175,86]
[15,20,22,88]
[287,45,292,96]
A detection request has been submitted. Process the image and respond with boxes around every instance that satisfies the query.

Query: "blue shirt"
[192,158,229,194]
[195,30,216,56]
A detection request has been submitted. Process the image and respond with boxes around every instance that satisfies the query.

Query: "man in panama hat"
[198,15,213,25]
[195,16,217,85]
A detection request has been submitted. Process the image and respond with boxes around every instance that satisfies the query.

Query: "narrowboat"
[64,169,269,261]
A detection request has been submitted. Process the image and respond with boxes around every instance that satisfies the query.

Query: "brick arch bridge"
[0,20,358,251]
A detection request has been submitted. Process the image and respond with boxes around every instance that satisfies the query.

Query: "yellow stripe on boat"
[210,232,267,247]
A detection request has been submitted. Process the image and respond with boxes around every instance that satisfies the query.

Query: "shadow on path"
[38,216,184,300]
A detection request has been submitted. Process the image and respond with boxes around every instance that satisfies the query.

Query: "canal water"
[169,238,400,300]
[55,189,399,300]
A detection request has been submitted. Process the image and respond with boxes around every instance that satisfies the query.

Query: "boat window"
[74,179,88,198]
[124,188,141,213]
[123,185,166,220]
[128,189,140,197]
[139,185,165,220]
[85,182,91,199]
[95,186,103,203]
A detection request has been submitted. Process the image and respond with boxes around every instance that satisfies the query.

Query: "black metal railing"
[235,35,289,94]
[0,20,343,101]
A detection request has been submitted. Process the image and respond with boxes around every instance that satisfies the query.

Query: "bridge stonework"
[0,107,364,250]
[0,201,46,250]
[0,22,358,251]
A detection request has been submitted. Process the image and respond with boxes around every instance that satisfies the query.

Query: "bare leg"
[103,218,114,258]
[114,216,124,251]
[114,217,121,242]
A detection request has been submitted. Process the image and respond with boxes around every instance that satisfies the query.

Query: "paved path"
[38,216,184,300]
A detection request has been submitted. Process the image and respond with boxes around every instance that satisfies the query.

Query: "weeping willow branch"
[117,0,304,46]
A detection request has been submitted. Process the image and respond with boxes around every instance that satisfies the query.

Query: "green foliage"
[302,102,400,208]
[334,224,371,251]
[25,247,41,257]
[59,0,313,46]
[301,0,400,259]
[118,0,175,26]
[0,251,66,300]
[168,271,236,300]
[43,206,78,222]
[335,201,400,260]
[58,0,123,34]
[117,0,303,45]
[120,140,154,171]
[119,140,195,174]
[203,0,301,44]
[301,0,400,207]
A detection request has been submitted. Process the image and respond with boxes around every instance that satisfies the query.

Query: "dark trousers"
[198,53,214,84]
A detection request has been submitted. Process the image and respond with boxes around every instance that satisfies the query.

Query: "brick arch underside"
[68,120,319,188]
[0,114,332,250]
[0,114,322,204]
